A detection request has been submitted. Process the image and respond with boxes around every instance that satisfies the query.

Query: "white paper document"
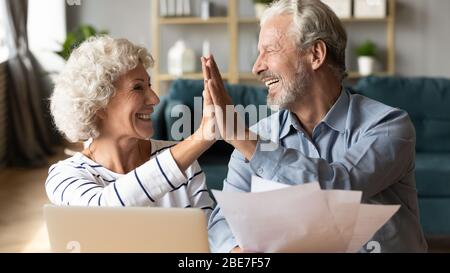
[212,176,400,253]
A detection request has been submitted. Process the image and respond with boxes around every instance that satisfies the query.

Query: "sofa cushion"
[415,153,450,197]
[418,197,450,235]
[198,158,229,191]
[354,76,450,153]
[151,95,168,140]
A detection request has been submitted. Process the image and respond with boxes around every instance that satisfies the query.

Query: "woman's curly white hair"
[50,35,154,142]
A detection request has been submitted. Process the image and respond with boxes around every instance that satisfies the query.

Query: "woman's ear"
[310,40,327,71]
[96,109,107,120]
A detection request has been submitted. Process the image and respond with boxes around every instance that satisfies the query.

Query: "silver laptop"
[43,205,210,253]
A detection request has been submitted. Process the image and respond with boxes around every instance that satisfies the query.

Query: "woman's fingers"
[203,80,213,106]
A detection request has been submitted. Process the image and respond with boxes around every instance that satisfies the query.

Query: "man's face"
[253,14,312,110]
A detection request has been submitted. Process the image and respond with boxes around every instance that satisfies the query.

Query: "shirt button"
[257,168,264,175]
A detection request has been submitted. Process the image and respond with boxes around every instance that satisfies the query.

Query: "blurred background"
[0,0,449,252]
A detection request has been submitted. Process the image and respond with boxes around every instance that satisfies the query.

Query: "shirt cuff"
[209,228,239,253]
[249,140,284,180]
[222,238,239,253]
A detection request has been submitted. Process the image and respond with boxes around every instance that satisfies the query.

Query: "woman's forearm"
[170,132,215,173]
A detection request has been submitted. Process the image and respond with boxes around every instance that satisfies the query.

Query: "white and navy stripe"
[45,140,214,219]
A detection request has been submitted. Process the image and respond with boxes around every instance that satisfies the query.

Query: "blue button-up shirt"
[208,89,428,253]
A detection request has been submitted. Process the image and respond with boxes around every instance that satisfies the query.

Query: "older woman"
[46,36,215,215]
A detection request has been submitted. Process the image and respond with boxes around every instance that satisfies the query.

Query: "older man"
[203,0,427,253]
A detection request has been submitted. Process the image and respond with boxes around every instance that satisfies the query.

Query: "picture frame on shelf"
[321,0,352,19]
[152,0,396,94]
[354,0,387,18]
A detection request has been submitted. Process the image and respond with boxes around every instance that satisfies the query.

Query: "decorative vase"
[168,40,196,77]
[254,3,269,19]
[357,56,375,76]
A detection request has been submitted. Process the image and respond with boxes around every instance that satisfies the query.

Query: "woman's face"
[99,63,160,140]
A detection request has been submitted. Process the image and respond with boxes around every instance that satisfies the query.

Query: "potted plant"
[356,40,377,76]
[253,0,273,19]
[57,24,108,61]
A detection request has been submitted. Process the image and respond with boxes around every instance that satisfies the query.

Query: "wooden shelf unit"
[151,0,396,94]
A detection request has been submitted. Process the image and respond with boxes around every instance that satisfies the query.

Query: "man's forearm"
[229,129,258,161]
[230,139,257,161]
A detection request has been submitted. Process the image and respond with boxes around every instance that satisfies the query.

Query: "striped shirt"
[45,140,214,218]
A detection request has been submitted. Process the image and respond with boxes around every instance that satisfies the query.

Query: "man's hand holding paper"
[212,176,400,253]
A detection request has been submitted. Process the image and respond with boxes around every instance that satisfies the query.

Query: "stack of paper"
[212,176,400,253]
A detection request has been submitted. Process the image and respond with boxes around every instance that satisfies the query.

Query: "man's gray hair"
[261,0,348,81]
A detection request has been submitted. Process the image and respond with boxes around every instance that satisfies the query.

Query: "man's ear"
[309,40,327,71]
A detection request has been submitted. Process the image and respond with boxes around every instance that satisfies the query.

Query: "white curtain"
[0,0,12,62]
[28,0,66,74]
[3,0,60,166]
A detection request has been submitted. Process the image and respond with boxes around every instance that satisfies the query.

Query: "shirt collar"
[278,88,349,138]
[321,88,349,134]
[279,110,295,139]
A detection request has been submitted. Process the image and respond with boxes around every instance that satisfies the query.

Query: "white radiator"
[0,62,6,167]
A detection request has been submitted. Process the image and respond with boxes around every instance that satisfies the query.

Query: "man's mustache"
[258,71,279,82]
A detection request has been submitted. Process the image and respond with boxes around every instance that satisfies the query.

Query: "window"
[0,0,10,63]
[28,0,66,72]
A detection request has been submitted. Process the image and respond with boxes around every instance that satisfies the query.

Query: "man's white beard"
[267,65,311,111]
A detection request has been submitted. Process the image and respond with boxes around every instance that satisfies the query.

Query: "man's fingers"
[206,56,223,82]
[201,57,211,80]
[208,79,224,107]
[210,55,222,80]
[207,80,217,105]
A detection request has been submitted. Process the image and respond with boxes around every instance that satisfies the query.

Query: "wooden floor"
[0,146,448,253]
[0,148,70,252]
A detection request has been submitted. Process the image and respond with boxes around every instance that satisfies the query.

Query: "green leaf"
[55,24,109,61]
[356,40,377,57]
[253,0,273,4]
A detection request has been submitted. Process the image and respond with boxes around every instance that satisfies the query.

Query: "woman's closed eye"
[133,83,144,91]
[132,84,151,91]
